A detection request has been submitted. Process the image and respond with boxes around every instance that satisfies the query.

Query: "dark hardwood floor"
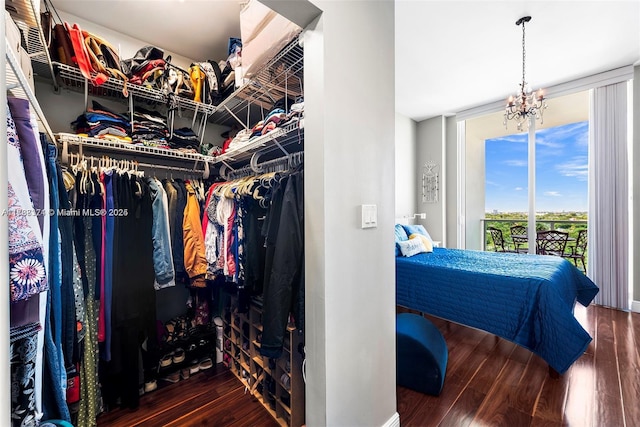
[397,304,640,427]
[96,366,279,427]
[97,304,637,427]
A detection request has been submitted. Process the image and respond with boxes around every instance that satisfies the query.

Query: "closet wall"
[281,1,398,426]
[35,10,228,145]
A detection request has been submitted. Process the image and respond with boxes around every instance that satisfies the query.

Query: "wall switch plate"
[361,204,377,229]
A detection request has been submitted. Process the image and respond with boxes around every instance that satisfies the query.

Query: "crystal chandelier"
[504,16,547,130]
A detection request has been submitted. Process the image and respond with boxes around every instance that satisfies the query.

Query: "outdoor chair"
[563,229,587,272]
[536,230,569,256]
[510,225,529,253]
[487,227,515,253]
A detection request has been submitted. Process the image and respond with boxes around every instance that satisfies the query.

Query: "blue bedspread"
[396,248,599,374]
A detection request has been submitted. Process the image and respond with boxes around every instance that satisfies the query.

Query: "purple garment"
[7,105,48,304]
[8,97,46,234]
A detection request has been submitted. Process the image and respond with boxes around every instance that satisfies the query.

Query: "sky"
[485,121,588,213]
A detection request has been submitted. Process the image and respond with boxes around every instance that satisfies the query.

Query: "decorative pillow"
[397,237,427,257]
[395,224,409,256]
[410,233,433,253]
[402,224,434,245]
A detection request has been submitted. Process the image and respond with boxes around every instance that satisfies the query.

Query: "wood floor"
[97,304,638,427]
[397,304,640,427]
[96,366,278,427]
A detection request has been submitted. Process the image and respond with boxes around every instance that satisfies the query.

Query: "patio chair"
[563,229,587,272]
[510,225,529,253]
[536,230,569,256]
[487,227,515,253]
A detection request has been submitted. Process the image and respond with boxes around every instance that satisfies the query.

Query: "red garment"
[65,22,108,86]
[201,184,217,236]
[221,138,232,154]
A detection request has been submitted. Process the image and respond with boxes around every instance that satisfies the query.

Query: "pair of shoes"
[144,380,157,393]
[189,361,200,375]
[199,357,213,370]
[173,348,185,364]
[160,353,173,367]
[161,371,180,384]
[180,368,190,380]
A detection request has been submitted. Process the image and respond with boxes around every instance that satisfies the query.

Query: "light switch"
[361,204,377,229]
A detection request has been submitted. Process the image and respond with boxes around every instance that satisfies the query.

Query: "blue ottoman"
[396,313,448,396]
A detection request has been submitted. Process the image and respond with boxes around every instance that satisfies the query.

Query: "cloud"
[535,136,563,149]
[504,159,527,167]
[514,187,523,191]
[556,156,588,181]
[486,134,527,144]
[544,191,562,197]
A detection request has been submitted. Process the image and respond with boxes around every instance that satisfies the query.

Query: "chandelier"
[504,16,547,130]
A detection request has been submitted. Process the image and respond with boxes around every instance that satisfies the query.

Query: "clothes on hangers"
[147,177,176,290]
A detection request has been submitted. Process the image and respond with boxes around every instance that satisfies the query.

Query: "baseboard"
[631,300,640,313]
[382,412,400,427]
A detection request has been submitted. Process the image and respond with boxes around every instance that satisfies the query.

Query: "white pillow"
[409,233,433,253]
[397,238,427,257]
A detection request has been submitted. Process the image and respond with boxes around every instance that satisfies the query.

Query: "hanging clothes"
[41,142,71,423]
[147,177,175,289]
[6,103,48,305]
[260,169,304,358]
[183,182,207,287]
[10,322,41,427]
[101,173,157,410]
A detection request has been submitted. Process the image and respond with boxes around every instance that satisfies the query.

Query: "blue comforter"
[396,248,599,374]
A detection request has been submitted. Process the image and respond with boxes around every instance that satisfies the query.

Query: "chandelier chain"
[504,16,547,131]
[521,20,526,87]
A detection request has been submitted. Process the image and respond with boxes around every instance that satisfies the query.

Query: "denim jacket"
[146,178,175,289]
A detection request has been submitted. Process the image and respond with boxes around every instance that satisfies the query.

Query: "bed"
[395,247,599,374]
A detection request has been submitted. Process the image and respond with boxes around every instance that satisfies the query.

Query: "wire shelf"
[213,120,304,170]
[54,62,216,114]
[211,35,304,127]
[6,38,56,142]
[6,0,57,88]
[57,132,214,163]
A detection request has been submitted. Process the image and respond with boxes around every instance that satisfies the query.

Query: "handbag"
[51,23,75,66]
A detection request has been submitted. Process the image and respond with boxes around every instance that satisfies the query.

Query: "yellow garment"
[189,64,205,103]
[183,183,207,283]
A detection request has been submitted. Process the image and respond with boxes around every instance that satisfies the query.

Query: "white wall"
[416,116,445,242]
[463,121,486,250]
[633,64,640,311]
[33,11,230,155]
[445,116,458,248]
[56,11,195,70]
[395,113,416,218]
[303,2,397,426]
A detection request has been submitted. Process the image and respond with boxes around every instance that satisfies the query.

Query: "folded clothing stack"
[71,100,132,142]
[131,107,169,145]
[170,127,200,151]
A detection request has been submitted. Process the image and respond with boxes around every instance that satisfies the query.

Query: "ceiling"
[51,1,640,122]
[396,1,640,121]
[52,0,245,62]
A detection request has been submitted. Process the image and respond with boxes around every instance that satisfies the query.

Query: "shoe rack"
[223,297,305,427]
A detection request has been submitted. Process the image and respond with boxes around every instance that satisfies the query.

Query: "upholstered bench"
[396,313,448,396]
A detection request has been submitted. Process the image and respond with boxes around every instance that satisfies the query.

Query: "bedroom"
[3,0,638,426]
[393,1,639,425]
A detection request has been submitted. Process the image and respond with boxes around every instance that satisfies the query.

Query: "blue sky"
[485,121,588,213]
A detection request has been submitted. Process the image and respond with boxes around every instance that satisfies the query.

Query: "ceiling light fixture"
[504,16,547,131]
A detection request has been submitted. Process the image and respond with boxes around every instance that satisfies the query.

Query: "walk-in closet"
[5,0,305,425]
